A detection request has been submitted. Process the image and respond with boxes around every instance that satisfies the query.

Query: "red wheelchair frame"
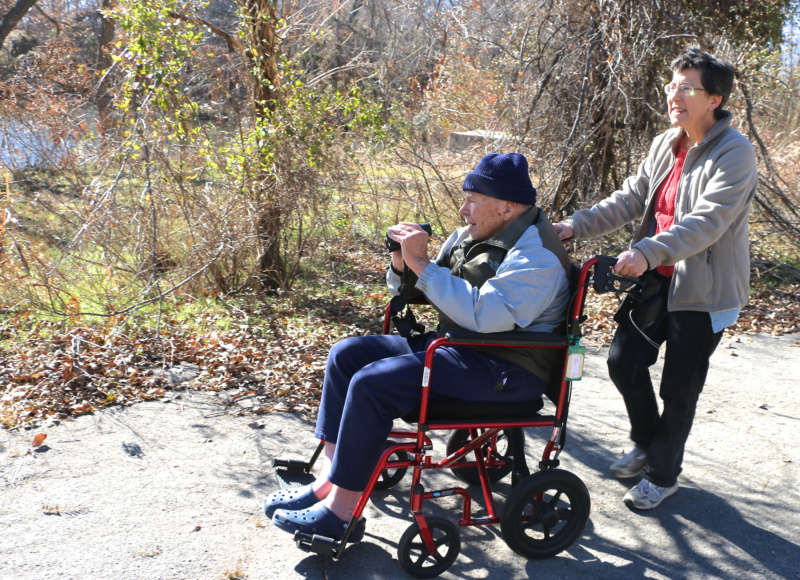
[273,256,612,577]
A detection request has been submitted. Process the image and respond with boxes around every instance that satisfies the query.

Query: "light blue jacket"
[387,224,569,334]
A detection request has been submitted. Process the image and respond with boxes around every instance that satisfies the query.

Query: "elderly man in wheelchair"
[264,152,581,571]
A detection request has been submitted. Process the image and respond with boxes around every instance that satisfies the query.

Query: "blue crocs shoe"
[273,503,365,543]
[263,484,318,518]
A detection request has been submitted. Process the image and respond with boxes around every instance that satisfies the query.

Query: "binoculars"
[385,222,432,253]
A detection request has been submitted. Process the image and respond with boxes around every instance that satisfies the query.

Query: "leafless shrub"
[1,0,798,326]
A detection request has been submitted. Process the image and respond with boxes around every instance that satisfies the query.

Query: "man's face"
[459,191,510,241]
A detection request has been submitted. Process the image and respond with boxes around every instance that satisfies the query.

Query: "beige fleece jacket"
[568,112,757,312]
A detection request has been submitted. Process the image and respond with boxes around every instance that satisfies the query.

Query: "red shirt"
[653,147,688,277]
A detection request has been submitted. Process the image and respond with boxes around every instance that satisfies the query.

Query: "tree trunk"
[95,0,115,136]
[0,0,39,50]
[239,0,284,289]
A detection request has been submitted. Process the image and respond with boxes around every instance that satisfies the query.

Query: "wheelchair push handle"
[592,254,644,295]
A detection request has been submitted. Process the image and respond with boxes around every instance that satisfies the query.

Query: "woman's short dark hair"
[671,47,735,119]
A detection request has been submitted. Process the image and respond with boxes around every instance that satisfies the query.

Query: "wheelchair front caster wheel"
[373,444,409,490]
[500,469,590,559]
[398,516,461,578]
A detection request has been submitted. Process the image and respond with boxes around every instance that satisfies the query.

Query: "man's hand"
[387,222,430,276]
[614,248,648,278]
[553,222,573,242]
[389,250,404,273]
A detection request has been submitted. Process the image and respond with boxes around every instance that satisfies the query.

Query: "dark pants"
[607,281,722,487]
[315,333,546,491]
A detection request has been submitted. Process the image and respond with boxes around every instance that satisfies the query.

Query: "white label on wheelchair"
[422,367,431,388]
[565,344,586,381]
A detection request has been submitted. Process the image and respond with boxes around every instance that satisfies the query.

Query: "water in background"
[0,120,73,169]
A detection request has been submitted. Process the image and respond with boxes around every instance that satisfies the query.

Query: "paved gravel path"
[2,332,798,579]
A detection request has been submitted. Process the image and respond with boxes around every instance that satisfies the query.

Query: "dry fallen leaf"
[0,245,795,430]
[42,504,60,515]
[32,433,47,447]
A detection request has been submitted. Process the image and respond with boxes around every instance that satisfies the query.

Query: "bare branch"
[52,242,228,319]
[739,78,800,240]
[33,4,60,36]
[167,10,244,54]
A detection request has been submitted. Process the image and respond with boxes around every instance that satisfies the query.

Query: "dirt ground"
[1,332,799,580]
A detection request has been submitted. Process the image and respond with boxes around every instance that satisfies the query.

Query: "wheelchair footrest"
[294,531,342,558]
[293,516,365,558]
[272,458,313,475]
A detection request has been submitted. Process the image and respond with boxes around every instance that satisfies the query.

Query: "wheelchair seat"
[402,395,544,423]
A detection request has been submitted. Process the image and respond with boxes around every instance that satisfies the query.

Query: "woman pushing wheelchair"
[553,46,757,510]
[264,152,573,541]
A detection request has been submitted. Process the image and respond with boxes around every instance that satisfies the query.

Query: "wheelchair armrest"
[443,329,568,348]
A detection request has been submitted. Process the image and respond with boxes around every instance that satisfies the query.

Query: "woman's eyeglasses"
[664,83,707,97]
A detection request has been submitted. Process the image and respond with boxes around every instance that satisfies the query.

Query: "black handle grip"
[592,254,643,294]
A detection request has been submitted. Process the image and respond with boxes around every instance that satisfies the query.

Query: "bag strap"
[389,296,426,338]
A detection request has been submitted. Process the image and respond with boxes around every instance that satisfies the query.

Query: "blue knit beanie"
[462,153,537,205]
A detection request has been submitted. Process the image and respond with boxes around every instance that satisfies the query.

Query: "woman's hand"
[553,222,574,241]
[614,248,648,278]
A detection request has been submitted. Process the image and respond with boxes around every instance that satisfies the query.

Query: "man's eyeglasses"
[664,83,707,97]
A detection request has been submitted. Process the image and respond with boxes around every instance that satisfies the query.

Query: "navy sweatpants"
[314,333,546,491]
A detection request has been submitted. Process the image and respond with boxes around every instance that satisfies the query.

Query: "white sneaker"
[623,478,679,510]
[609,447,647,478]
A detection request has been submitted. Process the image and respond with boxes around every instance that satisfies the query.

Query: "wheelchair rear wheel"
[446,429,516,485]
[373,443,409,490]
[398,516,461,578]
[500,469,589,559]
